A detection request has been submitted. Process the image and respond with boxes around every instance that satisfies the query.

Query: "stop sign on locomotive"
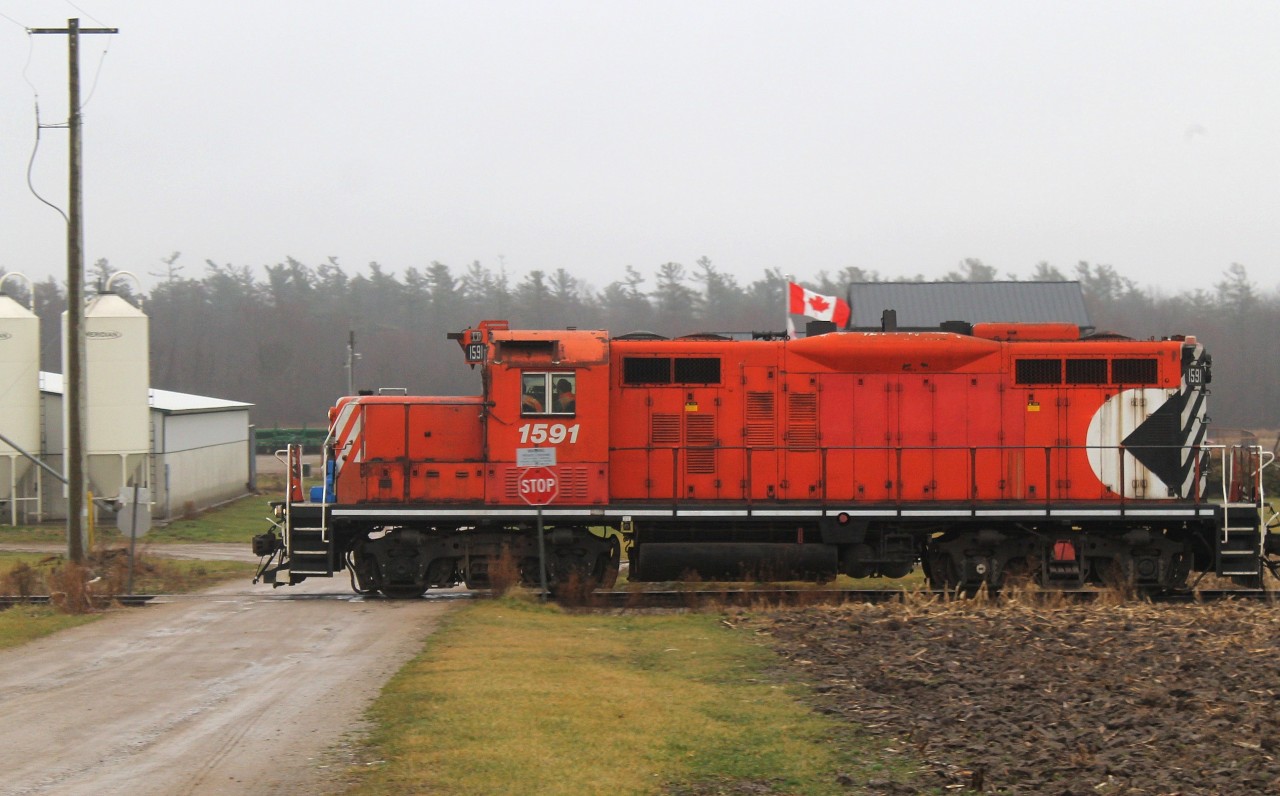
[518,467,558,506]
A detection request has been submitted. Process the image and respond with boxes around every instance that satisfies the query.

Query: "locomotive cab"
[481,328,611,505]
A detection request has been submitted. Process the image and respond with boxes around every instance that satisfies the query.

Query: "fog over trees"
[2,256,1275,432]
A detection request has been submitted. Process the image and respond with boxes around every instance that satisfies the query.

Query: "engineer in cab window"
[553,376,576,414]
[521,373,547,414]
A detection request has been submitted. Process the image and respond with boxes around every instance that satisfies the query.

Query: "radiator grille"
[651,413,681,444]
[745,392,775,447]
[1113,358,1158,384]
[685,413,717,474]
[788,393,818,449]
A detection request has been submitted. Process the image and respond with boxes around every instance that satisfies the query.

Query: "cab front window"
[520,372,575,416]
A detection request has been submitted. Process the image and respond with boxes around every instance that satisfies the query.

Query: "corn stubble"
[749,587,1280,794]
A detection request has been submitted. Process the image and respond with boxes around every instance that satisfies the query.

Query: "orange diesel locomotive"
[253,320,1276,595]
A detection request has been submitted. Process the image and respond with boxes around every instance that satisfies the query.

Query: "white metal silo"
[64,274,151,502]
[0,274,41,524]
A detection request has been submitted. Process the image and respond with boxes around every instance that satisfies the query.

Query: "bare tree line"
[2,256,1275,432]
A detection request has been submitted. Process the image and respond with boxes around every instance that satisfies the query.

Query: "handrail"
[1261,449,1279,532]
[275,447,293,552]
[606,442,1230,506]
[1219,444,1269,538]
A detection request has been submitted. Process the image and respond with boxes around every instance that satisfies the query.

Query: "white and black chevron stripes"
[1086,341,1211,499]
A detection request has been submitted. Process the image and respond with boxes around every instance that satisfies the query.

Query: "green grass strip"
[0,605,98,650]
[145,493,276,544]
[0,491,278,546]
[349,599,920,796]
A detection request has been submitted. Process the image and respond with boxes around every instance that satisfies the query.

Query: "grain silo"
[0,274,41,524]
[64,274,150,501]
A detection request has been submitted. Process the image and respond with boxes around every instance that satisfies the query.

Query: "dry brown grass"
[46,561,94,614]
[549,569,601,608]
[0,549,254,615]
[0,562,39,600]
[484,547,522,596]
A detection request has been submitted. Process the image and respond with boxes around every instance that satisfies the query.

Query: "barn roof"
[39,372,253,415]
[847,281,1092,330]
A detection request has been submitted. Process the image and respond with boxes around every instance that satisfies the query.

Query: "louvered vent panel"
[686,413,716,443]
[745,392,775,447]
[685,413,717,474]
[651,414,681,444]
[686,450,716,474]
[788,393,818,449]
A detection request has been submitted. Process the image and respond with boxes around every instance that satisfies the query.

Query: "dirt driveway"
[0,577,458,796]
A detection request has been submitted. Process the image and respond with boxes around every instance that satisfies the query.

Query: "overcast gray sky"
[2,1,1277,295]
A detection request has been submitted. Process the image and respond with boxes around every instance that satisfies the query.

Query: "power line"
[78,35,111,110]
[27,103,70,224]
[63,0,107,28]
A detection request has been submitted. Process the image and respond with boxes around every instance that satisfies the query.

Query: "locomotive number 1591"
[517,423,581,445]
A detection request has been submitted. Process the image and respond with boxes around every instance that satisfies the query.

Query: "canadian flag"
[788,282,851,327]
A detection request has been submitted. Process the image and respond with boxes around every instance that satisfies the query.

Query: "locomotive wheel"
[878,560,915,579]
[841,544,875,579]
[923,548,990,596]
[546,543,620,595]
[536,530,621,594]
[924,550,958,590]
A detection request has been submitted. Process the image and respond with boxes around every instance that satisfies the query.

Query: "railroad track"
[564,586,1280,609]
[0,594,156,609]
[3,587,1274,610]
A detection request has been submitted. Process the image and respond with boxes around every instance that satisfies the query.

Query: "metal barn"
[32,373,253,522]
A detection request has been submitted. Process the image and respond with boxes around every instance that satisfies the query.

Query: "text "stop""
[518,466,558,506]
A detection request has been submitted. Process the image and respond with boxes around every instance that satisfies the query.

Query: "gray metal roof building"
[847,281,1092,331]
[34,373,253,522]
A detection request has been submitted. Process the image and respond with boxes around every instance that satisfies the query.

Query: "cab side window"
[521,373,548,414]
[520,372,575,416]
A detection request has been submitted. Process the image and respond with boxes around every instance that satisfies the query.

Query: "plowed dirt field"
[745,596,1280,795]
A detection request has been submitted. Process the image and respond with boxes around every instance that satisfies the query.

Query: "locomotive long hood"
[786,331,1001,373]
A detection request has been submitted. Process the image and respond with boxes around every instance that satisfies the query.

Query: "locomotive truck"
[253,319,1278,596]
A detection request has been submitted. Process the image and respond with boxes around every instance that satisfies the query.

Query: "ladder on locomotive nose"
[277,443,336,581]
[286,525,335,577]
[1216,445,1273,578]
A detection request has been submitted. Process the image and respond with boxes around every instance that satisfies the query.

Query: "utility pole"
[345,330,359,395]
[30,19,118,564]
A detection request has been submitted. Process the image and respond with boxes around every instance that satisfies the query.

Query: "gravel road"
[0,576,458,796]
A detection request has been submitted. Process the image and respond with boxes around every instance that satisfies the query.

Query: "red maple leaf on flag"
[807,294,830,313]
